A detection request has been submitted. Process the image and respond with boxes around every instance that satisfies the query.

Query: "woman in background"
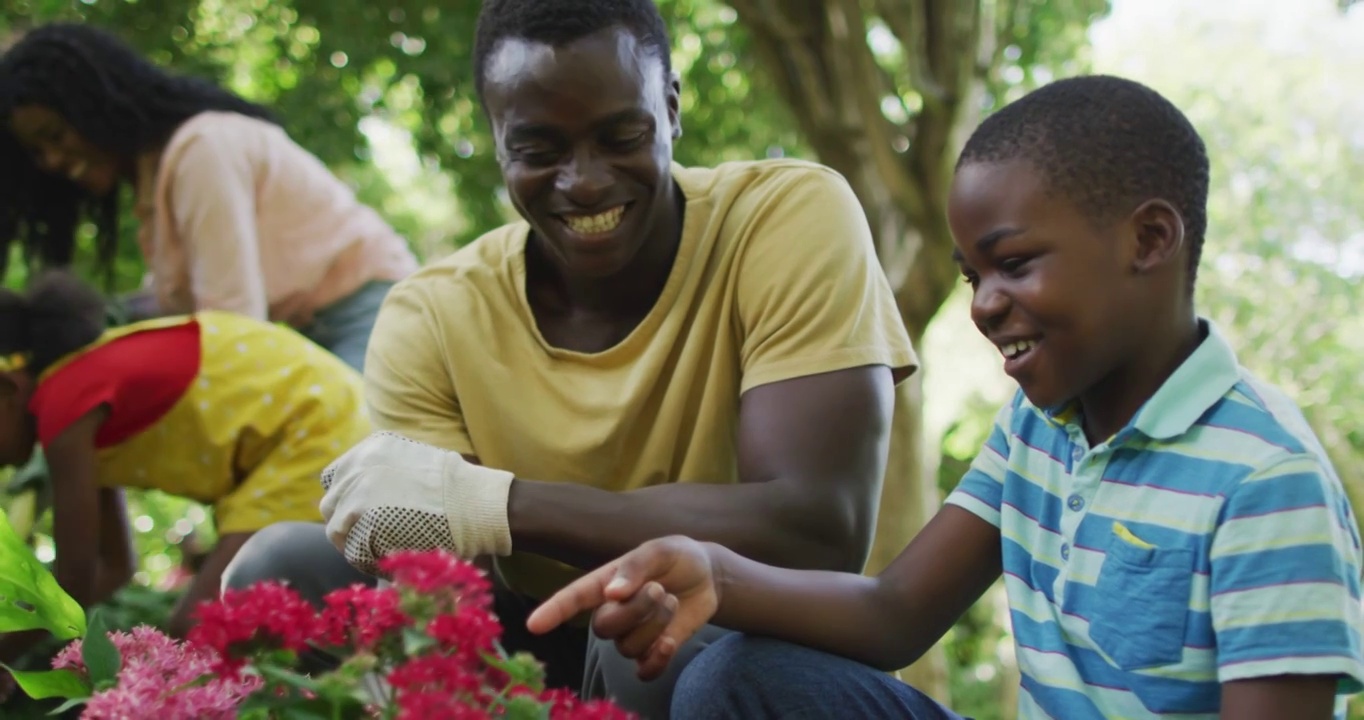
[0,22,419,371]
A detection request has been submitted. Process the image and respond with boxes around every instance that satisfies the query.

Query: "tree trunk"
[866,365,953,696]
[727,0,985,703]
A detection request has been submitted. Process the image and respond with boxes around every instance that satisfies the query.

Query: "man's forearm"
[506,477,873,573]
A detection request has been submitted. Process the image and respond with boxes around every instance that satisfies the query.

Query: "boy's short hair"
[958,75,1210,286]
[473,0,673,100]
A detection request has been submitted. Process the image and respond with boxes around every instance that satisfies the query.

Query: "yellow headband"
[0,352,29,372]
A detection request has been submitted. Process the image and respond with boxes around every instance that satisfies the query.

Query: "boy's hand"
[527,536,720,680]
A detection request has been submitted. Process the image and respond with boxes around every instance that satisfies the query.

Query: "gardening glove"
[320,431,514,575]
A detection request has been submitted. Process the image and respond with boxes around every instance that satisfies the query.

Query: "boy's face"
[948,160,1144,411]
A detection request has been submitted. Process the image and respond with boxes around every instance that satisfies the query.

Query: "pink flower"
[56,550,634,719]
[53,625,260,720]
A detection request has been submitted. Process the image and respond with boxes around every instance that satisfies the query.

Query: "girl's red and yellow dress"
[28,311,371,534]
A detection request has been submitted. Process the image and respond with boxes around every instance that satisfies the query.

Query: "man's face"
[481,27,681,280]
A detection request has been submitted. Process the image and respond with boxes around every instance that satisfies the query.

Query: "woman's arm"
[46,407,111,608]
[94,488,136,600]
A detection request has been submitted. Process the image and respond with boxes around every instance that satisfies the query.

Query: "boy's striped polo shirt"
[947,321,1364,719]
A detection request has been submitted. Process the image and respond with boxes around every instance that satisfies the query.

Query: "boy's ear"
[1128,199,1185,273]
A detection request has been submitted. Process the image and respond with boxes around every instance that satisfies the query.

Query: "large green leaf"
[0,509,85,640]
[0,665,90,701]
[81,611,122,689]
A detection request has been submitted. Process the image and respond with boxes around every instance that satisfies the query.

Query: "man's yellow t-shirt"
[365,159,919,598]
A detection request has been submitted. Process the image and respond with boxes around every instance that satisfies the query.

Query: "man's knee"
[221,521,373,606]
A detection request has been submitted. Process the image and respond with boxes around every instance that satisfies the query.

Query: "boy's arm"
[1220,676,1337,720]
[530,505,1002,673]
[710,505,1003,669]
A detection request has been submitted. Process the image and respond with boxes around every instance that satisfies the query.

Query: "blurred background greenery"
[1,0,1361,717]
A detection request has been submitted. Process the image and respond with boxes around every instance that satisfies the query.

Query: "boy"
[525,75,1364,719]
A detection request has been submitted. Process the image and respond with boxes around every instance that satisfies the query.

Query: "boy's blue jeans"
[671,634,970,720]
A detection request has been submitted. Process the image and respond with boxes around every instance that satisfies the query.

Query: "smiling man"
[226,0,916,716]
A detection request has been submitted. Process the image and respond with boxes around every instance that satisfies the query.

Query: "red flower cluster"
[187,580,317,669]
[316,583,409,651]
[176,548,635,719]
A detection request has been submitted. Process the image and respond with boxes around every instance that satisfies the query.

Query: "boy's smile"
[948,160,1142,417]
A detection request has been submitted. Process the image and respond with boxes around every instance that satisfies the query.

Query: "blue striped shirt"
[947,321,1364,719]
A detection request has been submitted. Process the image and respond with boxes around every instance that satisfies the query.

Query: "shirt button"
[1067,494,1085,511]
[1061,543,1071,560]
[1072,447,1084,462]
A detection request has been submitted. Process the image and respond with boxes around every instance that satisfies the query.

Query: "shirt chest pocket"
[1087,522,1195,670]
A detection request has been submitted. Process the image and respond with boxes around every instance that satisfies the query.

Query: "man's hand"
[527,536,720,680]
[319,432,515,573]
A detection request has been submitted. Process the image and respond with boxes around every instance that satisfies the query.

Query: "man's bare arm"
[507,365,894,572]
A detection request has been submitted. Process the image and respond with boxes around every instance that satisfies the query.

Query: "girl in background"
[0,270,371,664]
[0,22,419,371]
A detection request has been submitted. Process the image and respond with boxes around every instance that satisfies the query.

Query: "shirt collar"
[1028,319,1242,442]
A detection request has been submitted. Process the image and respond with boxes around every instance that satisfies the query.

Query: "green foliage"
[4,666,84,701]
[0,0,801,284]
[79,612,120,690]
[0,509,84,641]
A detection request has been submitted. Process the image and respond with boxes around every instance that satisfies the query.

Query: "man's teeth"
[1002,340,1037,359]
[563,206,625,235]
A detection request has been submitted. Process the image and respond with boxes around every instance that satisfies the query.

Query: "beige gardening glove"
[319,431,514,575]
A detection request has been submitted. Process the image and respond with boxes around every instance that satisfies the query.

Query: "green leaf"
[81,611,122,688]
[484,650,545,692]
[0,509,86,640]
[502,694,551,720]
[48,697,91,716]
[275,701,336,720]
[254,662,327,693]
[401,626,436,656]
[0,665,90,701]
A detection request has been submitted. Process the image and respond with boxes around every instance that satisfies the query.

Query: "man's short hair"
[473,0,673,99]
